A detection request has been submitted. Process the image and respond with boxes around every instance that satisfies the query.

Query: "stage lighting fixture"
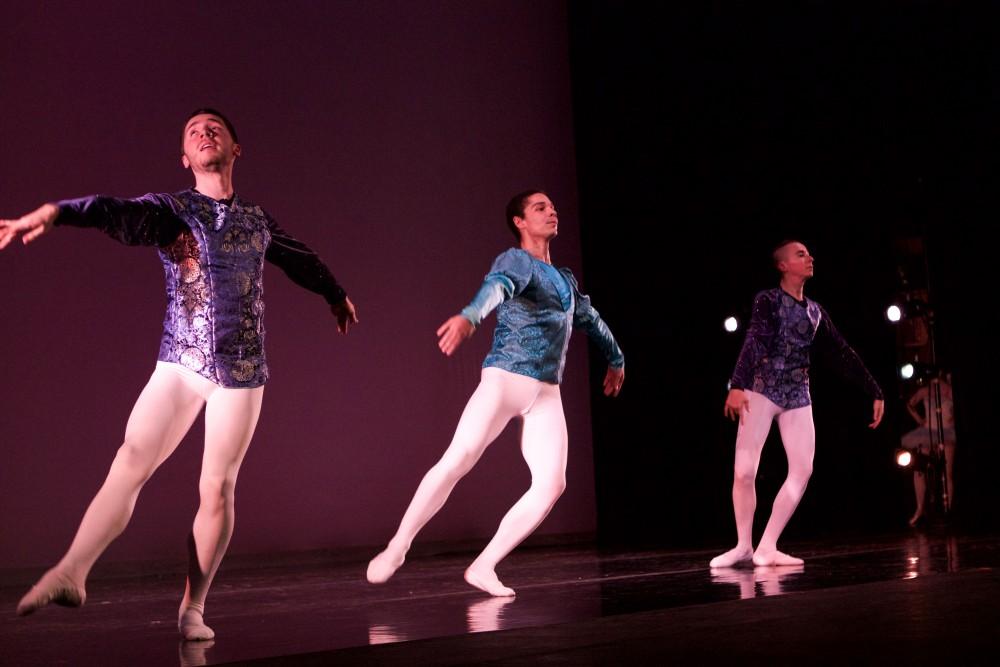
[895,448,932,471]
[724,316,739,333]
[886,298,930,322]
[898,362,938,382]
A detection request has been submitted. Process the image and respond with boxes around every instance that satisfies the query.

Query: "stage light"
[895,448,932,471]
[898,362,938,382]
[723,316,739,333]
[886,298,931,322]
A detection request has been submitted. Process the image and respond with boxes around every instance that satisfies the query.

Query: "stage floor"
[2,530,997,666]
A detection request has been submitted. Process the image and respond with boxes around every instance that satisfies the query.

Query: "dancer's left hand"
[869,399,884,429]
[330,297,358,334]
[603,366,625,397]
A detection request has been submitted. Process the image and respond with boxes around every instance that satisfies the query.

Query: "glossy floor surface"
[2,529,996,665]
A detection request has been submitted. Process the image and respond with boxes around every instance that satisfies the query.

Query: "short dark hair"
[182,108,239,149]
[772,238,804,269]
[504,189,547,241]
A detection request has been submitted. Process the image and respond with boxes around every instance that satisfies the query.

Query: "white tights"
[17,362,264,640]
[367,367,568,596]
[711,390,815,567]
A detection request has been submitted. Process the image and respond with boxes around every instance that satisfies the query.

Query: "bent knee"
[531,476,566,503]
[437,448,482,479]
[112,440,161,482]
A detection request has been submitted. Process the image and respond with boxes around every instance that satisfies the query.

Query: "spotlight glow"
[723,316,739,333]
[886,305,902,322]
[900,363,915,380]
[896,451,913,467]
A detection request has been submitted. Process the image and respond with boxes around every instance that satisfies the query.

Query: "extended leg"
[367,369,525,584]
[17,365,205,616]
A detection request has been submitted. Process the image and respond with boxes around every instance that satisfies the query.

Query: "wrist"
[41,202,60,223]
[459,308,479,329]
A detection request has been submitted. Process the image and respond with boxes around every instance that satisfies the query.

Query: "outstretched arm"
[437,275,513,356]
[264,216,357,333]
[437,249,534,356]
[0,203,59,249]
[3,194,183,250]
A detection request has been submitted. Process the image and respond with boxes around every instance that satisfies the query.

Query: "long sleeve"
[814,306,884,399]
[563,270,624,368]
[460,248,533,326]
[461,277,512,327]
[264,215,347,305]
[730,291,776,390]
[55,193,184,247]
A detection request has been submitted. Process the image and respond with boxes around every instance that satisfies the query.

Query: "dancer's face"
[181,114,241,172]
[513,193,559,243]
[777,242,814,279]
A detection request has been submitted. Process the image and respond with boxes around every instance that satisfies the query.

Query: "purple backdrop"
[0,0,597,568]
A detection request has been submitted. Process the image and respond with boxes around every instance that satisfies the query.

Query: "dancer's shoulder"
[492,246,528,262]
[490,247,533,271]
[753,287,782,303]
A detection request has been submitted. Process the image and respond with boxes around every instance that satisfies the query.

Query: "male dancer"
[712,240,883,567]
[366,190,624,596]
[1,109,357,639]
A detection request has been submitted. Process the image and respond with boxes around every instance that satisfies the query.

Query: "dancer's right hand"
[436,315,474,356]
[0,203,59,250]
[724,388,750,424]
